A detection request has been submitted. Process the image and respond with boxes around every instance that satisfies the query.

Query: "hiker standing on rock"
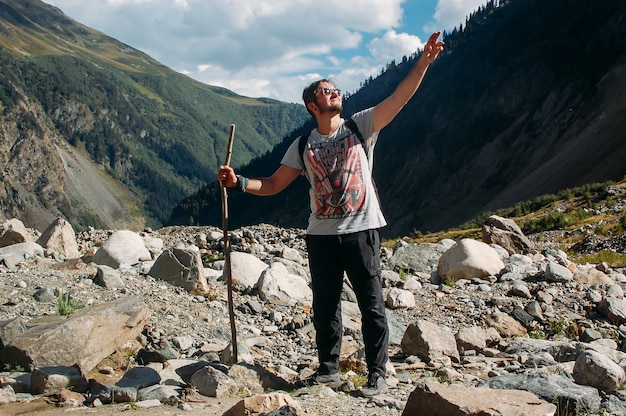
[218,32,444,397]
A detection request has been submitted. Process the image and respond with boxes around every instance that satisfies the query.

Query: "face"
[312,82,342,115]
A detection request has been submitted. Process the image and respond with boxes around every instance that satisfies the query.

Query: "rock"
[482,215,534,255]
[455,326,500,353]
[92,230,152,268]
[0,241,44,263]
[0,317,27,349]
[36,218,80,259]
[223,392,303,416]
[573,349,625,392]
[1,218,626,415]
[483,372,602,414]
[483,310,527,338]
[544,262,573,283]
[148,247,209,295]
[437,239,505,282]
[94,265,125,289]
[388,242,448,274]
[228,363,294,393]
[189,364,238,398]
[257,262,312,306]
[226,251,269,293]
[386,288,416,309]
[401,381,555,416]
[0,385,17,404]
[117,366,162,390]
[598,297,626,324]
[0,219,32,248]
[2,297,150,373]
[401,319,460,364]
[574,266,616,285]
[31,365,88,394]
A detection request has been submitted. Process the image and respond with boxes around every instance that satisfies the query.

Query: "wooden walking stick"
[220,124,238,364]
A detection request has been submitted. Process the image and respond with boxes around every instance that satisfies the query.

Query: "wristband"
[232,175,249,193]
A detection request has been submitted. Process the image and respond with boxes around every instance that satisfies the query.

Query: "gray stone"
[482,372,602,414]
[2,297,150,373]
[148,247,209,295]
[482,215,534,255]
[437,239,505,282]
[0,219,31,248]
[36,218,80,259]
[401,381,555,416]
[190,364,238,398]
[388,242,448,274]
[31,365,88,394]
[92,230,152,268]
[94,265,125,289]
[573,350,625,392]
[545,262,573,283]
[401,319,460,364]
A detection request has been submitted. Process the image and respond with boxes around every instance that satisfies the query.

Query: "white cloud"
[368,30,424,62]
[424,0,487,32]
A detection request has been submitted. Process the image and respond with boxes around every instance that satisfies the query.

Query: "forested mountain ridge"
[0,0,309,230]
[172,0,626,238]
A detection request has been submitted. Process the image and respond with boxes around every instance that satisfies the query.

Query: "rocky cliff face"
[0,84,143,231]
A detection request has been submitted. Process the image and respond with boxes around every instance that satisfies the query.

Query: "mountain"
[0,0,309,230]
[171,0,626,239]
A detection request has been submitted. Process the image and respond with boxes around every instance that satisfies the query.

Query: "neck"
[315,113,342,135]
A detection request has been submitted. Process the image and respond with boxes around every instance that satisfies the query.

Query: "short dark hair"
[302,79,334,116]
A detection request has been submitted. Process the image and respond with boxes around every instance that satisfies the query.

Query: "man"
[218,32,444,397]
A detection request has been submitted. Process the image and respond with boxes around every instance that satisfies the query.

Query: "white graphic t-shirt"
[281,108,387,235]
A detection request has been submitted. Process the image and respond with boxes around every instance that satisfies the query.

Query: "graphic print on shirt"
[306,132,366,219]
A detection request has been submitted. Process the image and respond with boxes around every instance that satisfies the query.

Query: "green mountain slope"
[172,0,626,238]
[0,0,309,229]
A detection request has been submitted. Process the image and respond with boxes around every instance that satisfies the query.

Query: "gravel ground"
[1,223,625,415]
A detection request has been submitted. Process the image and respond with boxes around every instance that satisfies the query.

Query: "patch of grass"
[545,317,579,341]
[571,251,626,268]
[399,269,408,282]
[57,293,81,316]
[3,363,25,372]
[443,277,456,287]
[348,372,368,388]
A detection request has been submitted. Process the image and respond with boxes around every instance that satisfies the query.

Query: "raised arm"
[372,32,444,132]
[218,164,301,196]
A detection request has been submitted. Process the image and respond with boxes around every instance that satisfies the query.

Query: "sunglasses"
[315,87,341,96]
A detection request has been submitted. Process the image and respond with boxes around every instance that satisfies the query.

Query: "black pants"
[305,229,389,377]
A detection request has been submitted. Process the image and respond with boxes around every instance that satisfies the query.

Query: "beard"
[320,102,342,115]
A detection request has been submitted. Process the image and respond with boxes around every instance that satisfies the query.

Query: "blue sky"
[42,0,486,103]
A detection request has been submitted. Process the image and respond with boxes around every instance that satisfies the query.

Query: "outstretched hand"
[421,32,445,65]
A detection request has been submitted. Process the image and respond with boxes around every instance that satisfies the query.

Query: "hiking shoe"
[296,372,341,388]
[359,372,386,397]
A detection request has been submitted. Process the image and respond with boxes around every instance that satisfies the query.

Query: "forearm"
[390,58,431,108]
[223,164,301,196]
[241,177,280,196]
[373,32,443,131]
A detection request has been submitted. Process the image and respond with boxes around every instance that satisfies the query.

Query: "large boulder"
[482,215,534,254]
[1,297,150,373]
[36,218,80,259]
[148,247,209,295]
[92,230,152,268]
[401,319,460,364]
[0,218,32,248]
[401,381,556,416]
[437,238,505,282]
[257,262,312,306]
